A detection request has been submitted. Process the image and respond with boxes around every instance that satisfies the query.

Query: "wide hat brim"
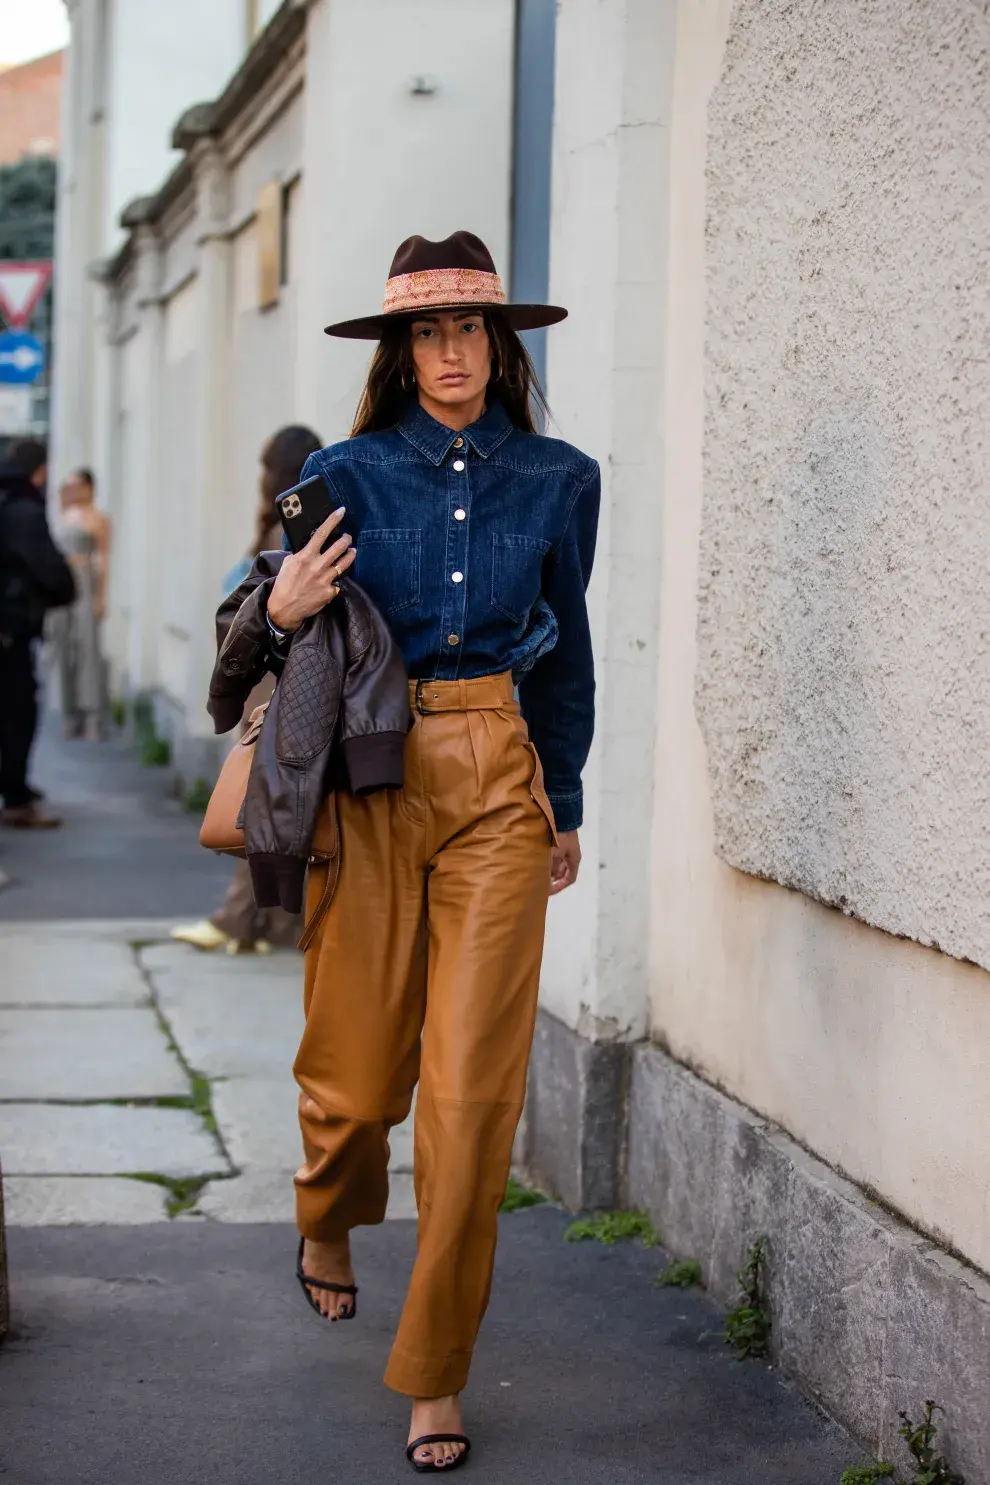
[325,301,568,340]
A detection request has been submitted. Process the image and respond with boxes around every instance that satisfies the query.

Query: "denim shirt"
[297,399,600,833]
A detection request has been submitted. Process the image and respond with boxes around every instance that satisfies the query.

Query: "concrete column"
[116,218,165,696]
[522,0,678,1208]
[179,138,233,774]
[51,0,107,486]
[294,0,516,441]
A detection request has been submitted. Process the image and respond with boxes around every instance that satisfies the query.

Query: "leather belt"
[411,672,516,714]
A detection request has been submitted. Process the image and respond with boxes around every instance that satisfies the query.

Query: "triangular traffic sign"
[0,261,53,331]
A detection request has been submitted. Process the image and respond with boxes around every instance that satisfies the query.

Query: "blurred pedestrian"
[0,439,76,828]
[52,468,111,741]
[243,232,598,1473]
[172,423,322,954]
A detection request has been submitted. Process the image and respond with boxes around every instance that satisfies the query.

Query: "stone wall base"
[521,1007,630,1211]
[523,1010,990,1482]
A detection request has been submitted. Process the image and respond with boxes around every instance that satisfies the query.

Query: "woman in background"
[172,424,322,954]
[55,468,110,741]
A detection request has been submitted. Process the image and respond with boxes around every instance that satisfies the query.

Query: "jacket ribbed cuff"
[248,853,306,914]
[341,731,406,794]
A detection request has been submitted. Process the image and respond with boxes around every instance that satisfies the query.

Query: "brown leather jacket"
[208,551,409,912]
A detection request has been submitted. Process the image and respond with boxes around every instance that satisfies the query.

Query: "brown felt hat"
[324,230,568,340]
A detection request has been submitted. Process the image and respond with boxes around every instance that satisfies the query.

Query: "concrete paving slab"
[146,960,303,1080]
[196,1170,420,1224]
[0,1006,189,1099]
[385,1171,418,1219]
[388,1113,414,1173]
[211,1074,415,1181]
[0,1102,224,1177]
[196,1170,297,1223]
[1,1212,858,1484]
[140,940,301,979]
[211,1077,301,1171]
[0,934,148,1007]
[0,918,182,944]
[5,1175,169,1225]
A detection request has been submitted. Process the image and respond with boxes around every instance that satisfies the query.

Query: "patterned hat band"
[382,268,507,317]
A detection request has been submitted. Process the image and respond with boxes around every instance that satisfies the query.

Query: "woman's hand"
[550,830,581,895]
[267,509,355,633]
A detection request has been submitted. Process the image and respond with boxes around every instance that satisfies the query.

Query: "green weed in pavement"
[125,1173,213,1219]
[723,1237,771,1360]
[656,1257,702,1289]
[500,1176,547,1213]
[564,1210,659,1246]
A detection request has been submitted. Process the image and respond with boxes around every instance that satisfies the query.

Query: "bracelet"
[265,610,292,646]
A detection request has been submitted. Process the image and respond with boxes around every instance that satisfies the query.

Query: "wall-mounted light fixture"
[408,75,439,97]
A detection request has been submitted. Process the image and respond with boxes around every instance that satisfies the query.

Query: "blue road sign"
[0,331,45,385]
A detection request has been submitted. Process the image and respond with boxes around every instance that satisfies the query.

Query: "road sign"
[0,261,52,331]
[0,331,46,385]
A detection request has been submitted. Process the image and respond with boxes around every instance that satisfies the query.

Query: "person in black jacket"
[0,439,76,827]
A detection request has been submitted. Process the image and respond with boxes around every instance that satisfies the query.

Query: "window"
[256,180,281,310]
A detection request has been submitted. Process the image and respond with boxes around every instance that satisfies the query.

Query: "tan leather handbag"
[199,704,268,856]
[199,705,341,950]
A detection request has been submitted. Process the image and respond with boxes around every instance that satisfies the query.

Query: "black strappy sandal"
[295,1236,358,1320]
[406,1435,472,1473]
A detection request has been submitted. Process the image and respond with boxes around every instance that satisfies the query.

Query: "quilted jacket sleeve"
[208,551,288,734]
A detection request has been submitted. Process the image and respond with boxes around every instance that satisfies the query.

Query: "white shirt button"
[451,571,464,583]
[454,508,466,521]
[452,459,465,472]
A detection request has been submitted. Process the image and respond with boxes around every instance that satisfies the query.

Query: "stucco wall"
[696,0,990,968]
[649,0,990,1275]
[540,0,676,1043]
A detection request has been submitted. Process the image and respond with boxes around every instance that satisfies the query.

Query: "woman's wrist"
[266,598,300,635]
[266,601,299,638]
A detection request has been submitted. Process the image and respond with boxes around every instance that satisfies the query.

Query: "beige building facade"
[523,1,989,1478]
[94,0,516,776]
[63,0,987,1473]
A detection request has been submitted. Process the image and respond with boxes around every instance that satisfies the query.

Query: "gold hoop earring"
[401,365,415,394]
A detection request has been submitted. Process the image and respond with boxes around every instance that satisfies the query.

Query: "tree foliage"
[0,157,57,260]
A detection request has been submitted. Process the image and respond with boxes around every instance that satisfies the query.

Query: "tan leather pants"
[294,671,556,1398]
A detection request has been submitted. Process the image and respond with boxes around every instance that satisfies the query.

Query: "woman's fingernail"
[335,506,346,515]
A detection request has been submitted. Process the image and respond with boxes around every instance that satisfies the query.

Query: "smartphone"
[275,474,336,554]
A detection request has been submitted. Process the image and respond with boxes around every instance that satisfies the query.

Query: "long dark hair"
[254,423,322,555]
[351,312,549,437]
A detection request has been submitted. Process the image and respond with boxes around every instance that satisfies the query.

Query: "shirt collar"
[397,398,514,466]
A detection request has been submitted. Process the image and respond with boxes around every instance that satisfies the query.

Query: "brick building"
[0,51,63,166]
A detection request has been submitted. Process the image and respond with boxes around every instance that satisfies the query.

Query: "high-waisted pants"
[293,671,556,1398]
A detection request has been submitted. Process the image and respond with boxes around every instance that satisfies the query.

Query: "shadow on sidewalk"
[2,1209,856,1485]
[0,713,231,921]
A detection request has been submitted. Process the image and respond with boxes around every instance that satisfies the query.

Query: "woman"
[54,469,110,741]
[174,424,322,953]
[267,232,600,1472]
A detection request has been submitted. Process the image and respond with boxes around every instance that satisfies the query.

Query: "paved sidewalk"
[2,1213,859,1485]
[0,725,863,1482]
[0,920,416,1226]
[0,712,231,921]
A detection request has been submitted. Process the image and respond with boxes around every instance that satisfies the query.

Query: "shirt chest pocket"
[491,532,551,624]
[353,529,421,617]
